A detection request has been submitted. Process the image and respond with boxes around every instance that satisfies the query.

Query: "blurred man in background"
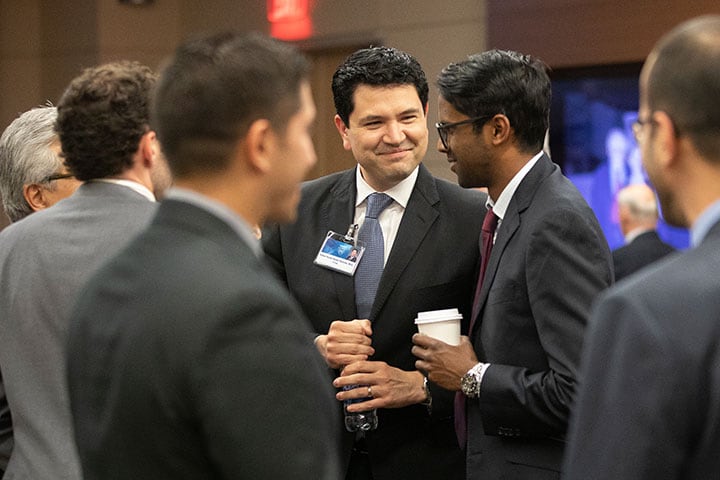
[0,105,80,223]
[612,182,675,281]
[564,15,720,479]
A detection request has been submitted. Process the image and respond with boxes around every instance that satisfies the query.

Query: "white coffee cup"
[414,308,462,345]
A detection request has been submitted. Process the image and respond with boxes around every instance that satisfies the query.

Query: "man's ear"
[139,131,158,168]
[243,118,274,174]
[22,183,49,212]
[652,111,679,169]
[489,114,512,146]
[334,115,352,151]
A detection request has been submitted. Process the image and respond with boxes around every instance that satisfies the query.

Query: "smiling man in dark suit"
[66,33,340,479]
[612,182,675,280]
[413,50,613,479]
[263,46,484,479]
[564,15,720,479]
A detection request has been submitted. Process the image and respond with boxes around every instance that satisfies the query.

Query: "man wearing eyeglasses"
[0,106,81,226]
[413,50,612,479]
[0,105,82,474]
[263,46,484,479]
[564,15,720,479]
[0,61,171,480]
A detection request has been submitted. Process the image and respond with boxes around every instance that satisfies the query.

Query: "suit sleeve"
[563,292,693,479]
[478,207,611,438]
[260,224,288,285]
[0,371,12,472]
[195,290,340,479]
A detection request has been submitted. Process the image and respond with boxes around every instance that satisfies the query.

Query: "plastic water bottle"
[343,385,378,432]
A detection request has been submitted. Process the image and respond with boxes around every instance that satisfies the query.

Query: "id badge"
[313,229,365,276]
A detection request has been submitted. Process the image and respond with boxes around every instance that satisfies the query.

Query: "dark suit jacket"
[67,199,340,480]
[563,220,720,479]
[263,164,485,480]
[612,230,676,281]
[0,377,11,473]
[468,154,613,479]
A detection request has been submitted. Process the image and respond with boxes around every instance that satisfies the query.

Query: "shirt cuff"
[468,362,490,393]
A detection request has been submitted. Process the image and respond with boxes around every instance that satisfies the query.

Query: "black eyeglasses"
[435,115,493,149]
[42,173,75,183]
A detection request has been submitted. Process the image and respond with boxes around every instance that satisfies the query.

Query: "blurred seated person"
[612,183,675,281]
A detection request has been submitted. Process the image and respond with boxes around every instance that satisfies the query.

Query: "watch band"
[460,362,489,398]
[421,376,432,412]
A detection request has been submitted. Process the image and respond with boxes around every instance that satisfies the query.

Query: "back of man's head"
[437,49,550,153]
[56,61,157,182]
[152,32,309,179]
[0,106,62,222]
[646,15,720,164]
[331,46,428,126]
[617,183,659,235]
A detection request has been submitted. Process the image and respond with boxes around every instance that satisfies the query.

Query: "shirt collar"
[355,165,419,208]
[91,178,156,202]
[487,151,543,218]
[164,187,263,258]
[691,199,720,247]
[624,226,653,244]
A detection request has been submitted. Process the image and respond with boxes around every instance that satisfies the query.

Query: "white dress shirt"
[353,166,419,265]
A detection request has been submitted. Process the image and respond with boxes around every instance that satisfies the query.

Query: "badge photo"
[313,230,365,276]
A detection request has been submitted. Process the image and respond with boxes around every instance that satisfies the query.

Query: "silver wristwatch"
[460,371,481,398]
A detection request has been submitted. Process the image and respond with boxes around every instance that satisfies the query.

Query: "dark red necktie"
[469,208,499,332]
[454,207,498,448]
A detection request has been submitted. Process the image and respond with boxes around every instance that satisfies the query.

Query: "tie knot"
[365,193,393,219]
[483,208,498,234]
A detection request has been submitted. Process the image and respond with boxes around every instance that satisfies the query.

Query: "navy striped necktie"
[354,192,394,319]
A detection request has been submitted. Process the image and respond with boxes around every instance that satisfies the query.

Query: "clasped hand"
[315,319,427,411]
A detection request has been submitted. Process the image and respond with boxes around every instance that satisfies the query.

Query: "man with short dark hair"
[564,15,720,479]
[413,50,612,479]
[263,46,484,480]
[66,32,340,479]
[0,61,170,480]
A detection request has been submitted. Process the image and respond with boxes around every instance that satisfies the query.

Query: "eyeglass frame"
[42,172,75,183]
[435,115,494,150]
[631,114,655,143]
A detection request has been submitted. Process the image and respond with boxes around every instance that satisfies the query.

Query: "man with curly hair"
[0,61,170,480]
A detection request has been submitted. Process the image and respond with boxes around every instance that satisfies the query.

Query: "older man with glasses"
[0,105,81,475]
[0,105,81,225]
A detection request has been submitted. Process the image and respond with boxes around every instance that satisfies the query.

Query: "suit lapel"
[470,154,555,337]
[371,165,439,322]
[323,169,359,320]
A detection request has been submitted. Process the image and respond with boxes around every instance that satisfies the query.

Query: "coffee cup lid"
[414,308,462,324]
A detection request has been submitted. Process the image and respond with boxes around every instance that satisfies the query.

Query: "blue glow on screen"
[549,68,689,250]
